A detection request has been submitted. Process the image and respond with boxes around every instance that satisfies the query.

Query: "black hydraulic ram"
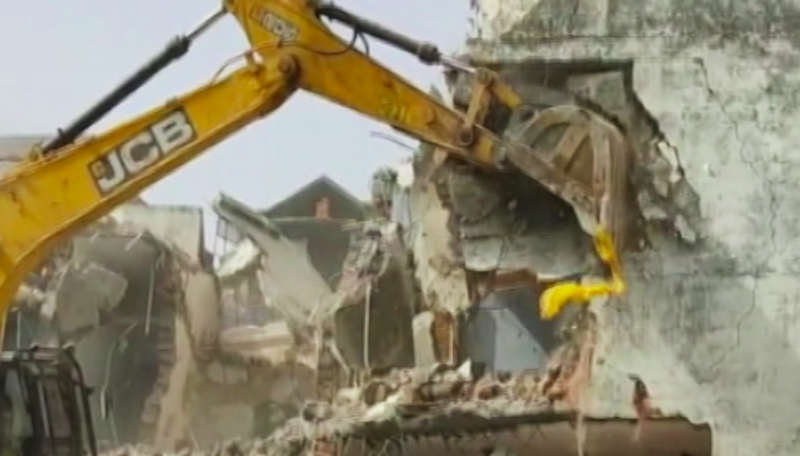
[41,8,227,155]
[315,3,473,73]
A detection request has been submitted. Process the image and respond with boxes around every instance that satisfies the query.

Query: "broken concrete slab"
[111,204,206,267]
[271,217,353,290]
[412,311,437,367]
[51,260,127,334]
[333,223,416,371]
[75,322,163,448]
[213,193,333,331]
[462,233,590,279]
[71,233,163,322]
[218,321,295,365]
[183,270,220,361]
[389,151,472,316]
[216,238,261,282]
[636,190,669,222]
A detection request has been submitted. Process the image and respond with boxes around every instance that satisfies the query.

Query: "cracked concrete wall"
[470,1,800,455]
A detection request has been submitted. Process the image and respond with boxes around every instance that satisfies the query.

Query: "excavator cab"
[0,347,96,456]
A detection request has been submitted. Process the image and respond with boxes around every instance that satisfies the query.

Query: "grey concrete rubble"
[209,189,366,443]
[214,193,334,334]
[332,222,417,372]
[112,204,208,266]
[5,201,309,451]
[204,170,623,453]
[443,163,593,279]
[379,155,472,319]
[97,352,711,455]
[100,418,711,456]
[48,260,128,334]
[6,212,191,448]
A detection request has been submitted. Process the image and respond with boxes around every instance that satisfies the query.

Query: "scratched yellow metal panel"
[228,0,501,167]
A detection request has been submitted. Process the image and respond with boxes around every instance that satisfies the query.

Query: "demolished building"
[197,140,705,455]
[213,176,368,389]
[9,0,800,454]
[200,1,800,453]
[247,146,709,455]
[4,202,211,448]
[255,1,800,453]
[4,172,372,451]
[5,198,321,450]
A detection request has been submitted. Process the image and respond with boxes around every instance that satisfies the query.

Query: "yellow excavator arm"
[0,0,627,342]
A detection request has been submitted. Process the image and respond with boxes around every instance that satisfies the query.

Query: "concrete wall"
[469,1,800,455]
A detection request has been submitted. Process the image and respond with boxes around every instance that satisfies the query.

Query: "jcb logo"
[89,109,195,195]
[250,6,298,42]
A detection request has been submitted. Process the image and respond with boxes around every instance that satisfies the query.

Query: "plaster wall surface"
[470,1,800,454]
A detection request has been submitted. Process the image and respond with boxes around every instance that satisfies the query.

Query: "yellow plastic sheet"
[539,228,625,320]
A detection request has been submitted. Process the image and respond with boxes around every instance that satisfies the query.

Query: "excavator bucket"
[504,105,630,248]
[506,105,630,319]
[450,70,631,318]
[448,69,630,247]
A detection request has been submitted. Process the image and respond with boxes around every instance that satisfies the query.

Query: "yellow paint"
[378,98,410,124]
[539,229,626,320]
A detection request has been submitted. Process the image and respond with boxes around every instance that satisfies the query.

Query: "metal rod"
[187,7,227,41]
[16,309,21,349]
[363,282,371,369]
[42,7,227,155]
[440,55,476,74]
[64,347,98,456]
[145,267,155,336]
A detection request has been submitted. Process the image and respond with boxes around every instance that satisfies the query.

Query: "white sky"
[0,1,469,237]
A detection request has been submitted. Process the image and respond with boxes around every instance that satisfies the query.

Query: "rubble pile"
[194,154,610,452]
[6,209,190,447]
[332,222,417,374]
[5,199,324,450]
[98,352,590,456]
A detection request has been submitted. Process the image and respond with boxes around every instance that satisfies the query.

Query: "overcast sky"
[0,1,469,237]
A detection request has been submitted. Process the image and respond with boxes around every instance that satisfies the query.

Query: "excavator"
[0,0,628,454]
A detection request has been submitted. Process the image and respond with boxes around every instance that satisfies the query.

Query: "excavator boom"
[0,0,628,351]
